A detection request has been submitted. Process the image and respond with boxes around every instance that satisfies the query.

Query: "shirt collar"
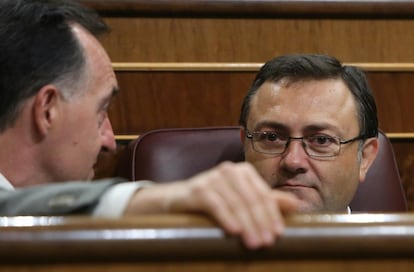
[0,172,14,190]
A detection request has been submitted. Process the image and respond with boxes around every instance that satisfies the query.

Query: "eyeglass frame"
[245,130,367,158]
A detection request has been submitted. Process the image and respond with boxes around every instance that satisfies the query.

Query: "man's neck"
[0,126,49,188]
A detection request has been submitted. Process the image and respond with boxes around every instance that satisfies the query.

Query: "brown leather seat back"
[349,131,407,211]
[117,127,244,182]
[116,127,407,212]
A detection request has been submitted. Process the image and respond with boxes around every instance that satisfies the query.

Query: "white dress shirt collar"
[0,172,14,190]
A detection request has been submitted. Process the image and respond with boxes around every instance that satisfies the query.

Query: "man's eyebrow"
[253,121,288,132]
[107,86,120,102]
[252,121,342,135]
[98,86,120,111]
[111,86,120,97]
[303,124,341,134]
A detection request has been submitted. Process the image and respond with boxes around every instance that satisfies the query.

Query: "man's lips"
[273,183,314,190]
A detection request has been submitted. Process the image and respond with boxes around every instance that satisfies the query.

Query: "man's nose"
[280,139,308,172]
[101,117,117,152]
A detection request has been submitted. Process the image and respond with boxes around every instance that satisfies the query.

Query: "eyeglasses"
[245,130,366,158]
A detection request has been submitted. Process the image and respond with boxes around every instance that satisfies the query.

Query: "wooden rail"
[115,133,414,142]
[3,213,414,272]
[1,213,414,262]
[112,62,414,72]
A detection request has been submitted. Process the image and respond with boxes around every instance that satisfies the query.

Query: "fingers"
[168,161,300,250]
[215,162,281,248]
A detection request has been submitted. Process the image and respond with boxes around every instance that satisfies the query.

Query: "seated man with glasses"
[239,54,379,213]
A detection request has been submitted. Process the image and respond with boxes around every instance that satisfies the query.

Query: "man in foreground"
[0,0,299,249]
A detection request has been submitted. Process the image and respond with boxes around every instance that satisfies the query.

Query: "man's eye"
[265,132,278,141]
[309,135,335,145]
[256,132,282,142]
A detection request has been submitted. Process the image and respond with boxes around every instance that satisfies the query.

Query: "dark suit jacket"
[0,178,126,216]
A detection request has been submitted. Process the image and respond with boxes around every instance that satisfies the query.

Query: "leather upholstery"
[116,126,407,212]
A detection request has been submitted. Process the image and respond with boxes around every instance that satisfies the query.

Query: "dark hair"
[0,0,109,132]
[239,54,378,138]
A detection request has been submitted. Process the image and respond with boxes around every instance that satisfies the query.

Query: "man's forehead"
[248,79,359,134]
[254,78,353,103]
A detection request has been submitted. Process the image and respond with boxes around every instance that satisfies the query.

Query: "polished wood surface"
[2,261,413,272]
[2,212,414,259]
[108,68,414,134]
[1,213,414,271]
[99,17,414,63]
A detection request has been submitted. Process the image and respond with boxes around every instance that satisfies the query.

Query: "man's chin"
[296,202,322,213]
[275,187,322,212]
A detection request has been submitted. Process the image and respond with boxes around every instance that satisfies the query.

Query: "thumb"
[272,191,301,214]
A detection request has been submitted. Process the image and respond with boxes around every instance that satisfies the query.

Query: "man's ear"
[359,137,379,183]
[33,85,60,137]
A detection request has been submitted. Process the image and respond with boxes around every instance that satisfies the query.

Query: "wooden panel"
[108,70,414,134]
[368,72,414,132]
[98,17,414,63]
[109,71,254,134]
